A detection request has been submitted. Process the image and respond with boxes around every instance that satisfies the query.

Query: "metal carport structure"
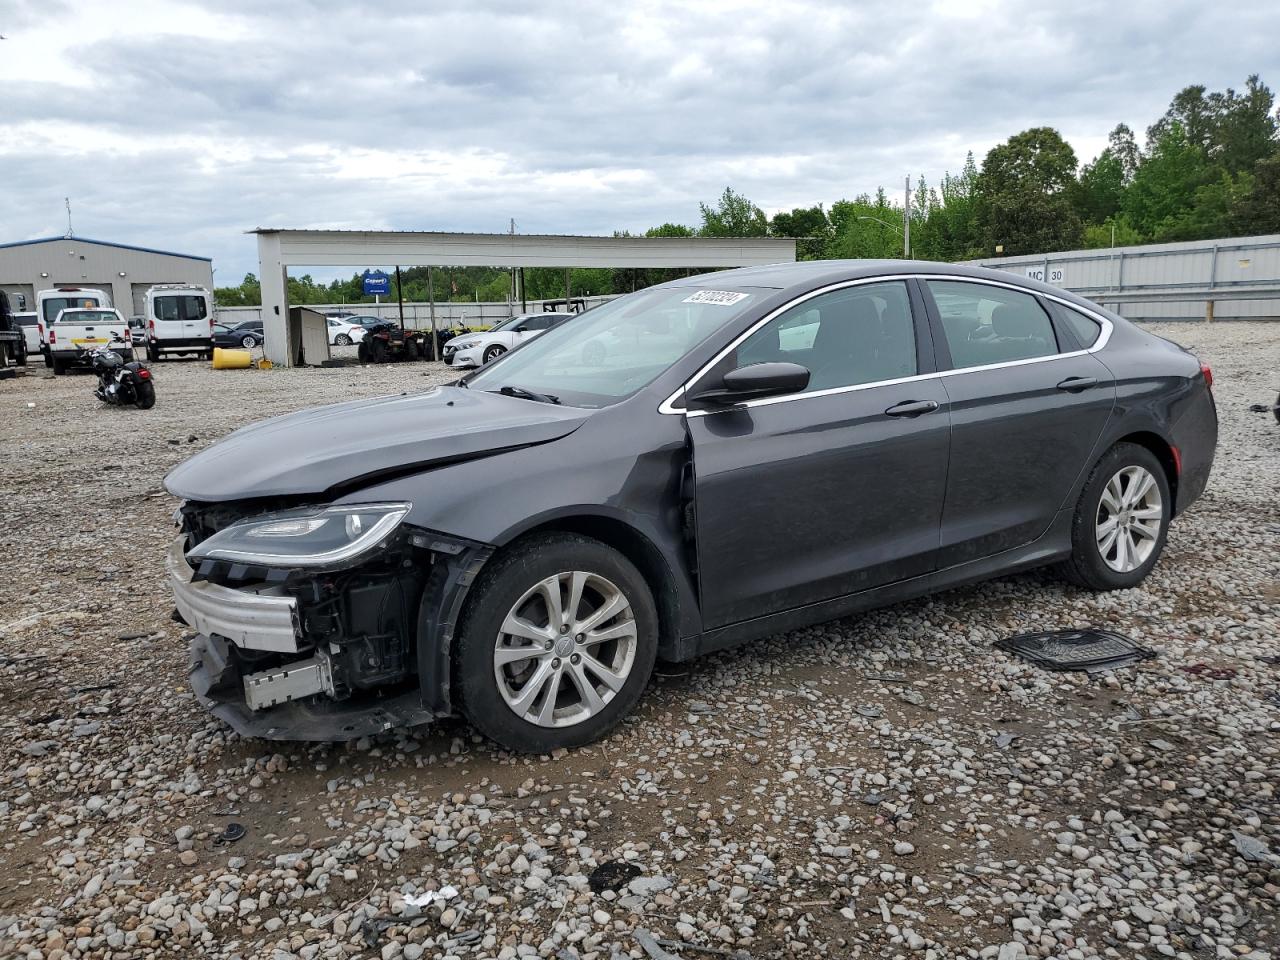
[253,229,797,366]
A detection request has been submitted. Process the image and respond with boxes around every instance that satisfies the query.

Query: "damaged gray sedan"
[167,261,1217,752]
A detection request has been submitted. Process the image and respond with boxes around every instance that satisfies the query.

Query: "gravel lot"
[1,323,1277,960]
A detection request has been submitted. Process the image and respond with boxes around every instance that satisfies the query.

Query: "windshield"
[465,285,765,407]
[487,315,530,333]
[56,310,118,324]
[42,294,105,323]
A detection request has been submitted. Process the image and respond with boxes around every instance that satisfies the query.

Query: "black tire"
[482,344,506,364]
[357,340,371,363]
[147,343,159,362]
[43,348,52,368]
[454,533,658,753]
[52,358,66,376]
[335,334,352,346]
[1273,391,1280,426]
[1058,442,1172,591]
[134,381,156,410]
[370,338,389,364]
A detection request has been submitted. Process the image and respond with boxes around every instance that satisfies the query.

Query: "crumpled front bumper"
[188,633,438,740]
[169,535,440,741]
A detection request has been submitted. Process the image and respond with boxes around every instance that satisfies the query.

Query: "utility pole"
[903,176,911,259]
[509,218,517,317]
[64,197,74,238]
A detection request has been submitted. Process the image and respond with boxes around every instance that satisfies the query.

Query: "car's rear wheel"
[52,358,66,376]
[241,334,257,350]
[335,334,352,346]
[454,533,657,753]
[1059,442,1171,590]
[483,344,506,364]
[147,343,159,362]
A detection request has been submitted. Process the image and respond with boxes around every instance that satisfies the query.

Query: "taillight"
[1199,362,1213,389]
[48,328,56,344]
[137,368,151,379]
[149,319,155,337]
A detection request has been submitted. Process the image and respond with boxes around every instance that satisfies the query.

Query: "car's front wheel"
[1059,442,1171,590]
[241,334,258,350]
[335,334,352,346]
[482,344,506,364]
[454,533,658,753]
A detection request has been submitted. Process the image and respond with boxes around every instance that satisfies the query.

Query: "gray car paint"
[167,260,1218,716]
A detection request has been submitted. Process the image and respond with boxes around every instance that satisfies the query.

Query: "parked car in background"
[128,316,148,347]
[47,307,131,374]
[14,311,41,355]
[326,317,367,345]
[443,312,574,367]
[164,261,1218,752]
[213,319,264,350]
[144,285,214,361]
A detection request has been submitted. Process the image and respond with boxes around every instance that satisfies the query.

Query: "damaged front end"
[170,500,490,741]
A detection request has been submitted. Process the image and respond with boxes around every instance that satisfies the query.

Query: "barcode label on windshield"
[682,290,749,306]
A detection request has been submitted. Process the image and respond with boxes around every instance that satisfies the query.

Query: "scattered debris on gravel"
[1,323,1277,959]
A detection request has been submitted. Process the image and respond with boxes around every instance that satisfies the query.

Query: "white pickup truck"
[47,307,132,374]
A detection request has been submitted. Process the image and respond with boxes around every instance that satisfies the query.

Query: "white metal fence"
[214,295,616,330]
[970,233,1280,321]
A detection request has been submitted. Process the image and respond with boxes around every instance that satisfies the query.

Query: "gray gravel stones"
[2,323,1279,959]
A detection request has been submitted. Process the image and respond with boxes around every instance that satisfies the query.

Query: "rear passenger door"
[921,279,1115,567]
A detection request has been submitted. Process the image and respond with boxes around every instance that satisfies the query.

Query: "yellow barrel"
[212,348,252,369]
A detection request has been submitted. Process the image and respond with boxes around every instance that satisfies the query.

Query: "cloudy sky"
[2,0,1275,282]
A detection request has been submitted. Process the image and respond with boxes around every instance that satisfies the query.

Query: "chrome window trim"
[658,273,1115,417]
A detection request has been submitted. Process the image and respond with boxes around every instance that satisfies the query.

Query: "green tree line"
[216,75,1280,306]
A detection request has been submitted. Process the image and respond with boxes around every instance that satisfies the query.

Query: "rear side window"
[154,295,208,322]
[1045,300,1103,348]
[927,281,1058,368]
[734,281,918,392]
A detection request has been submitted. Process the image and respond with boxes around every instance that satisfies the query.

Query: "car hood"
[164,386,590,502]
[446,332,499,347]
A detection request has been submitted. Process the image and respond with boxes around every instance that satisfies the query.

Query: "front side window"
[154,295,208,322]
[927,280,1058,368]
[731,281,918,392]
[466,285,765,407]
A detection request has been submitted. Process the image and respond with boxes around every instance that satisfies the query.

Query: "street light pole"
[904,175,911,259]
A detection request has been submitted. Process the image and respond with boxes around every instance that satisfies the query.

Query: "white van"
[144,285,214,361]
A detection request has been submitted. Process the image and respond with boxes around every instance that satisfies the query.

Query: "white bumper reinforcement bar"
[166,536,301,654]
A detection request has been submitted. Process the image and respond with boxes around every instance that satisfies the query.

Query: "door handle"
[1056,376,1097,392]
[884,399,940,418]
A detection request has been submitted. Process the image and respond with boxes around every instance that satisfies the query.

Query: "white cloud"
[1,0,1274,281]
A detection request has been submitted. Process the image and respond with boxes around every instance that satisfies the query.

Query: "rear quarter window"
[1045,300,1103,348]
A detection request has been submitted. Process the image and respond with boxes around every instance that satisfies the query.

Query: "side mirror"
[515,325,529,332]
[687,361,810,407]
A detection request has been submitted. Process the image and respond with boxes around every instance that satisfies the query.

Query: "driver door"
[686,280,951,629]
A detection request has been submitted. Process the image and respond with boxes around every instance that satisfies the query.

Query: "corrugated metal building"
[0,235,214,317]
[970,233,1280,321]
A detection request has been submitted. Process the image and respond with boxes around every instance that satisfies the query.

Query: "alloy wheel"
[241,335,257,349]
[493,571,637,728]
[1095,465,1163,573]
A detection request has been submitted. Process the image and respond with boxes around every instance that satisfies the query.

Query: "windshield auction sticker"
[682,290,750,306]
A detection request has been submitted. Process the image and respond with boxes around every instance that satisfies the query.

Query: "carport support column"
[257,231,291,366]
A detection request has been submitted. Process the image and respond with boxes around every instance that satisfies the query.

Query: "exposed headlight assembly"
[187,503,410,568]
[454,340,481,350]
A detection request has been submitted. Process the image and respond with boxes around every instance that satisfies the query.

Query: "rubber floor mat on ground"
[995,629,1155,673]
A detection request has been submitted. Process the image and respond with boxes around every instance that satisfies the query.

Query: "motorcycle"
[90,344,156,409]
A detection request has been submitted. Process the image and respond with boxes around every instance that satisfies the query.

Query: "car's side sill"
[674,510,1075,661]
